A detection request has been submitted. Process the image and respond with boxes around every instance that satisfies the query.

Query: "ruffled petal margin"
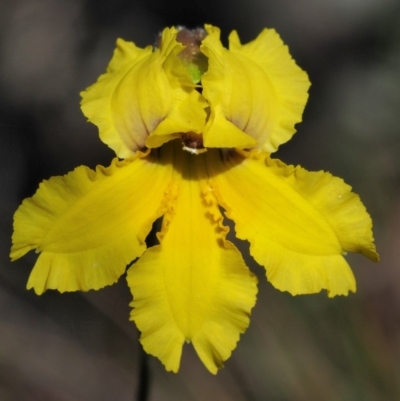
[127,145,257,373]
[207,149,378,297]
[201,25,310,151]
[11,151,173,294]
[81,27,206,158]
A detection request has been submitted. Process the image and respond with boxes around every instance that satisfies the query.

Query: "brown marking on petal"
[181,132,207,155]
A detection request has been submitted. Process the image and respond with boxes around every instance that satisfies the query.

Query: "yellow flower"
[10,25,378,374]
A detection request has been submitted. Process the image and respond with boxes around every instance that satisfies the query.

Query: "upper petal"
[127,143,257,373]
[80,27,207,158]
[201,25,310,151]
[11,151,174,294]
[207,149,378,297]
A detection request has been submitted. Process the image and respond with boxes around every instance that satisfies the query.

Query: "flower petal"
[201,25,310,151]
[11,151,173,294]
[81,27,206,158]
[127,145,257,373]
[207,149,378,297]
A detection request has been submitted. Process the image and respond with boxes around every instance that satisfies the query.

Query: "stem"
[136,345,150,401]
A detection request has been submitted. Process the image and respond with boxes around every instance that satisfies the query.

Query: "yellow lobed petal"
[127,142,257,373]
[11,151,174,294]
[207,149,378,297]
[81,27,206,158]
[201,25,310,151]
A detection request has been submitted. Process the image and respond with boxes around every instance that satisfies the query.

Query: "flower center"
[181,132,207,155]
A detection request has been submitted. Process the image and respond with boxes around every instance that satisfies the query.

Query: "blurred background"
[1,0,400,400]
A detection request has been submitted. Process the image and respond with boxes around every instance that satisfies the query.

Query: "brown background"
[1,0,400,400]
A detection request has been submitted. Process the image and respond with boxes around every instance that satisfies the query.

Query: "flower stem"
[136,345,150,401]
